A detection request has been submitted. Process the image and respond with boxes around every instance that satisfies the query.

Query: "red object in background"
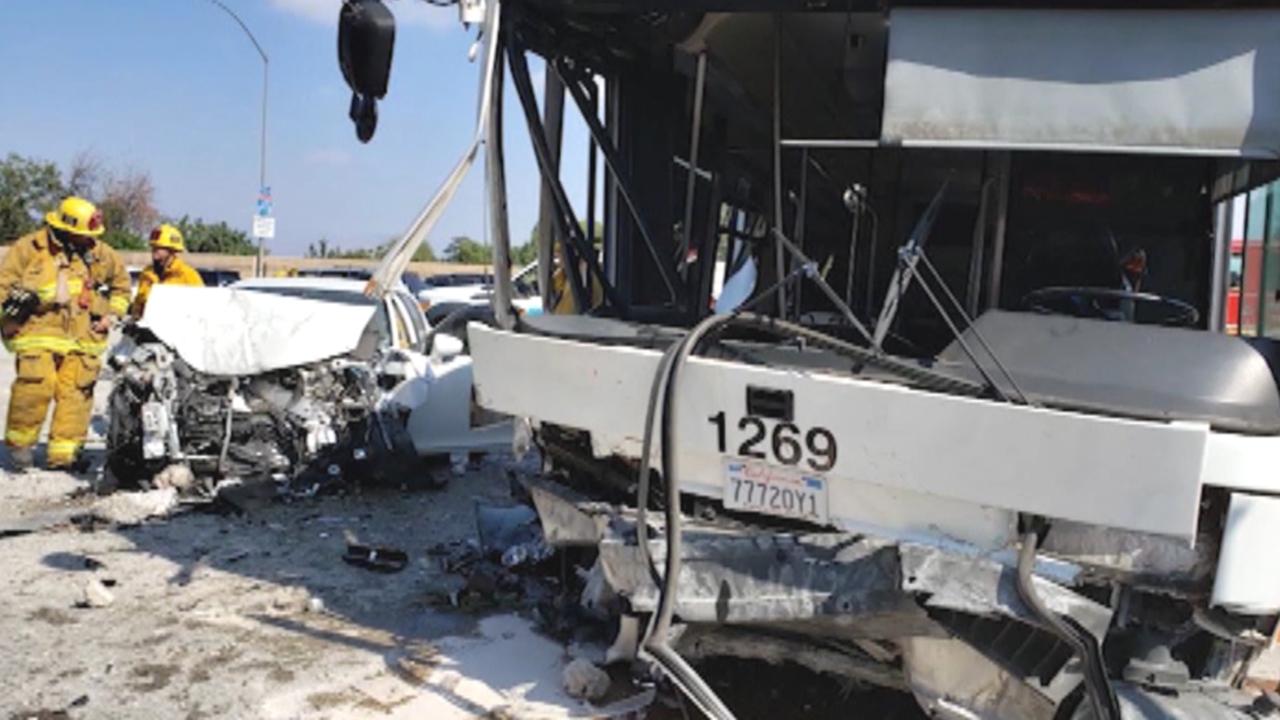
[1226,238,1243,334]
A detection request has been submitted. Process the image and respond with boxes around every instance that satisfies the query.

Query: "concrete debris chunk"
[78,578,115,609]
[89,488,178,526]
[151,463,196,491]
[562,658,610,701]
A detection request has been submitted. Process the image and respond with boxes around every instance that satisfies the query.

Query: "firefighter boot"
[7,446,34,473]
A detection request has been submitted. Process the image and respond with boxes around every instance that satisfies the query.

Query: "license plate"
[722,457,829,525]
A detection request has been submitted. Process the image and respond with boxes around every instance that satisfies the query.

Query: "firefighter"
[0,196,131,472]
[129,224,204,319]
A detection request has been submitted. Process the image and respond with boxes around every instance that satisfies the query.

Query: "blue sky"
[0,0,584,256]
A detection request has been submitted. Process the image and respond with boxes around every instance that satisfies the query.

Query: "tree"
[511,238,539,267]
[64,151,102,199]
[443,235,492,264]
[412,242,436,262]
[0,154,64,243]
[307,238,334,259]
[103,227,149,251]
[517,220,603,267]
[98,168,158,236]
[175,216,256,255]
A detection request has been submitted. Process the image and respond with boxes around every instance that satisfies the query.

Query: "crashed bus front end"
[346,0,1280,716]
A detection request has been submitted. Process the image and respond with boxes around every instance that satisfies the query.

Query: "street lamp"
[205,0,270,277]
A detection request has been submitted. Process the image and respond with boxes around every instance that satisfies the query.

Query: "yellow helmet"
[45,196,105,238]
[149,224,186,252]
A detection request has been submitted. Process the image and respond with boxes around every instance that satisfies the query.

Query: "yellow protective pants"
[4,351,100,467]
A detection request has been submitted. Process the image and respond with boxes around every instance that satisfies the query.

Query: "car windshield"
[298,269,372,280]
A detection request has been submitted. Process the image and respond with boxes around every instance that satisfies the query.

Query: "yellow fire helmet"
[149,224,186,252]
[45,196,105,238]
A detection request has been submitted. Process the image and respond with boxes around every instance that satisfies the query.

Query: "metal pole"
[536,68,565,309]
[985,152,1011,311]
[585,79,598,288]
[772,17,787,318]
[681,52,707,275]
[1209,198,1232,332]
[794,147,808,318]
[206,0,269,277]
[487,31,515,330]
[257,58,269,276]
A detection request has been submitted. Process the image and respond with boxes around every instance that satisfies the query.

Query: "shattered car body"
[340,0,1280,718]
[106,278,514,493]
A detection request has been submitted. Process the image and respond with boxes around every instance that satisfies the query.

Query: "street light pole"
[206,0,270,276]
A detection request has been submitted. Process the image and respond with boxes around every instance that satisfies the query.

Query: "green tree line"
[1,152,255,254]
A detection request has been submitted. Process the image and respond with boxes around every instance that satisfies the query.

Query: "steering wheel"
[1021,286,1200,327]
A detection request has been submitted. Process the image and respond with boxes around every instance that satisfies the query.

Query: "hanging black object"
[338,0,396,143]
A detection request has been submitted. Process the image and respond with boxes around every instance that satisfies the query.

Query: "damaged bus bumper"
[471,322,1280,720]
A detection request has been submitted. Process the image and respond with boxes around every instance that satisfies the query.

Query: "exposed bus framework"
[343,1,1280,718]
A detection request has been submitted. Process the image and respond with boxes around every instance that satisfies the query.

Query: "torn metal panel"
[596,529,933,631]
[587,517,1109,650]
[1041,521,1215,587]
[525,478,610,547]
[900,543,1112,642]
[142,284,377,376]
[903,636,1058,720]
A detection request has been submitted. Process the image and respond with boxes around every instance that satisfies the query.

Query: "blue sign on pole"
[256,186,273,218]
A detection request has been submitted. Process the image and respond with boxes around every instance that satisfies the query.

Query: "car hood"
[141,285,378,375]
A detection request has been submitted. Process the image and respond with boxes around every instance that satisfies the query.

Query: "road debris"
[561,658,610,701]
[341,544,409,573]
[77,577,114,609]
[87,488,178,526]
[150,463,195,492]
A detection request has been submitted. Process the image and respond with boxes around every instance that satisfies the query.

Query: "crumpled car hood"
[141,285,377,375]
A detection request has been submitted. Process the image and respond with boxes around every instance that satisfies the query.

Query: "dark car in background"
[420,272,493,289]
[197,269,242,287]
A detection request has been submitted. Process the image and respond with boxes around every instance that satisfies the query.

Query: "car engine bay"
[105,338,418,496]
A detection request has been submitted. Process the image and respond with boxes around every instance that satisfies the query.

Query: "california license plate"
[722,457,830,525]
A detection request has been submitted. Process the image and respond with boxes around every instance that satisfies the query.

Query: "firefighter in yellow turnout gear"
[129,224,204,319]
[0,197,131,471]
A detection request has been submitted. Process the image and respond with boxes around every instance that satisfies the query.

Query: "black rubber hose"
[636,312,739,720]
[1016,532,1121,720]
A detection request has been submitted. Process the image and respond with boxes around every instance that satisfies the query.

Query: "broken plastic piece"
[342,544,409,573]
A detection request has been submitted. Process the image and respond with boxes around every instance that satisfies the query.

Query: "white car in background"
[418,263,542,330]
[106,277,513,492]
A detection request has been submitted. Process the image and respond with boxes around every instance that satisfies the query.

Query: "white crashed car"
[105,277,514,491]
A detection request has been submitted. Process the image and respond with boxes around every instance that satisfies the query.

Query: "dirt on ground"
[0,344,632,720]
[0,455,611,719]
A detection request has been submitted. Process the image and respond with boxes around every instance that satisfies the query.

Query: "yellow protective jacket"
[130,256,204,319]
[0,228,131,355]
